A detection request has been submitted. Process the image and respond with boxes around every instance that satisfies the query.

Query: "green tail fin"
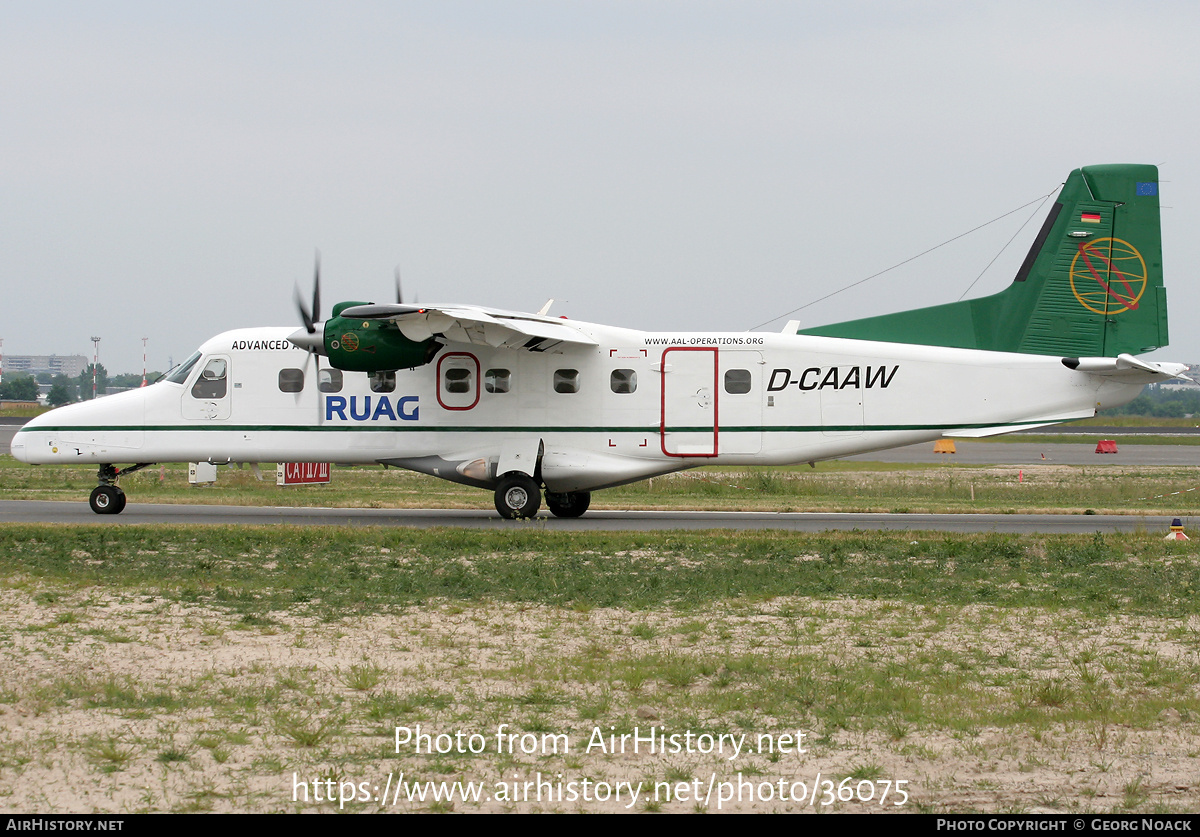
[797,164,1167,357]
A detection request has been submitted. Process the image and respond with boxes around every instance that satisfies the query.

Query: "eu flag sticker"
[1136,182,1158,196]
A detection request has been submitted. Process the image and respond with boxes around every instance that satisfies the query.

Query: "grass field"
[1,524,1198,813]
[4,454,1200,516]
[3,451,1200,812]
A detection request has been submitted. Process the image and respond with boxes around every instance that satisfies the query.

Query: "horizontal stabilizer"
[1062,354,1189,383]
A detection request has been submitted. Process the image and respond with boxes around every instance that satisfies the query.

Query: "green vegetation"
[3,454,1200,515]
[0,374,38,402]
[1,525,1195,619]
[1,524,1198,812]
[1101,382,1200,419]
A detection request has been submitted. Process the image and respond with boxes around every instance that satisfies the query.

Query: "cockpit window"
[165,351,202,385]
[191,357,228,399]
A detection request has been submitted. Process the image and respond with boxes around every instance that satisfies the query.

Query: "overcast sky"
[3,0,1199,374]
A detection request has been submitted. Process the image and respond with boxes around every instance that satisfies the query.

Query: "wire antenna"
[749,186,1060,332]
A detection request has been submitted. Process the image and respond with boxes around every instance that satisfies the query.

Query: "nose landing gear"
[89,484,126,515]
[88,463,154,515]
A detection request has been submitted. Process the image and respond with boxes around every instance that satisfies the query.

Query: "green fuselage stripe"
[19,419,1058,435]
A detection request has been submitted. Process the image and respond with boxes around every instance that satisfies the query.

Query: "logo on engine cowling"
[325,395,418,422]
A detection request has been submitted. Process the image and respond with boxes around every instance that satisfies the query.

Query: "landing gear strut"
[88,463,153,515]
[545,490,591,518]
[494,473,541,519]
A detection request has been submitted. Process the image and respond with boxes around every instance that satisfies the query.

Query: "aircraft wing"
[339,303,598,351]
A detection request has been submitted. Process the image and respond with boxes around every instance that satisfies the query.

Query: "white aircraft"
[10,164,1187,518]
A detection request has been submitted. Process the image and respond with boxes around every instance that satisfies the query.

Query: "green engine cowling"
[323,301,441,373]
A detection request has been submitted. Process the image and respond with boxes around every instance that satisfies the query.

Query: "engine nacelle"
[322,301,440,372]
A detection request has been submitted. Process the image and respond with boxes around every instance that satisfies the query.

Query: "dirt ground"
[1,583,1197,814]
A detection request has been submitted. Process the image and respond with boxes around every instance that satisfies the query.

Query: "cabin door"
[660,347,718,457]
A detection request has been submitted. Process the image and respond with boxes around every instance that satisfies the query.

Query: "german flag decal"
[1081,211,1102,223]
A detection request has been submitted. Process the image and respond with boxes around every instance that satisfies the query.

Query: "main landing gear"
[545,490,591,518]
[492,473,591,519]
[88,463,154,515]
[494,474,540,519]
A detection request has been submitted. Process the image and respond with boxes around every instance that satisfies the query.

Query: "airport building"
[3,355,88,379]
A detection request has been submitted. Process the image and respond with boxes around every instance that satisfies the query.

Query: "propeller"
[289,251,326,355]
[288,251,325,425]
[396,265,419,305]
[295,251,322,334]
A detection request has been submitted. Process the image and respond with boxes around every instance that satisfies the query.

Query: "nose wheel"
[89,485,126,515]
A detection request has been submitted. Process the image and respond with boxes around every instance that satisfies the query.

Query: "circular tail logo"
[1068,238,1147,315]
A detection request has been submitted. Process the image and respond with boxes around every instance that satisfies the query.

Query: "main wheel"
[545,490,591,518]
[89,485,125,515]
[494,474,541,519]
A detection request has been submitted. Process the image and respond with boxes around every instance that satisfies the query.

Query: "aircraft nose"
[288,325,326,355]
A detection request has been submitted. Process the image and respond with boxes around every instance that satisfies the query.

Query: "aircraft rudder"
[1015,163,1164,357]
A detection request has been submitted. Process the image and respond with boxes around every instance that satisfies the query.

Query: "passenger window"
[318,368,343,393]
[445,367,473,394]
[554,369,580,394]
[192,358,228,398]
[278,368,304,393]
[485,369,511,394]
[724,369,752,394]
[370,371,396,393]
[610,369,637,394]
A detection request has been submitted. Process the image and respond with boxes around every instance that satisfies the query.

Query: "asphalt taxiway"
[0,500,1186,534]
[5,418,1195,532]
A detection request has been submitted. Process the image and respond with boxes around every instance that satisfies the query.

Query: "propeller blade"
[294,285,315,334]
[293,250,323,335]
[395,266,404,305]
[312,251,321,324]
[313,352,323,426]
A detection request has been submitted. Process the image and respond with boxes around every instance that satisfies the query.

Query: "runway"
[0,499,1183,534]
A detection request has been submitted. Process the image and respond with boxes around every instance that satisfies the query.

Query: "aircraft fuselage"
[11,321,1151,495]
